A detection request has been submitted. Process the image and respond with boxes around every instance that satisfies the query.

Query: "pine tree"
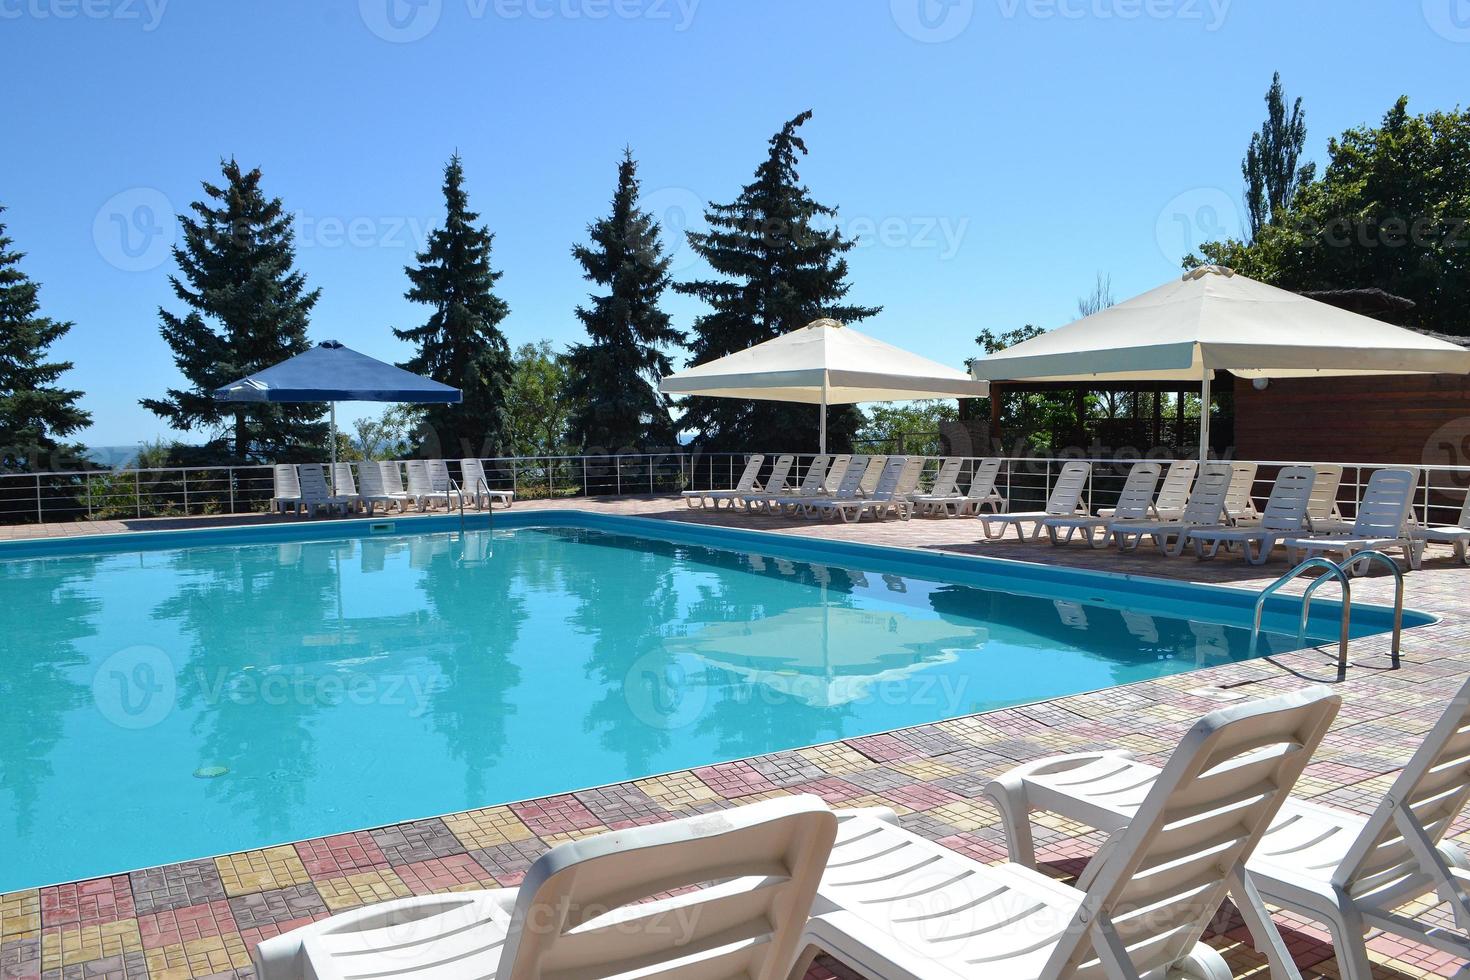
[1243,73,1316,240]
[565,150,683,452]
[676,110,880,452]
[141,159,325,461]
[0,205,90,471]
[394,155,513,458]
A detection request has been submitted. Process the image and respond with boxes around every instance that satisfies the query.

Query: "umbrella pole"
[1198,369,1211,464]
[819,385,828,456]
[330,401,338,493]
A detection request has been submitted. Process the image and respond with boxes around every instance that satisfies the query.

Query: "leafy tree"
[676,110,880,452]
[972,325,1079,454]
[565,150,683,453]
[505,341,575,457]
[857,401,957,455]
[352,405,426,461]
[0,206,90,471]
[1196,98,1470,336]
[394,154,513,457]
[1243,73,1315,240]
[142,160,326,461]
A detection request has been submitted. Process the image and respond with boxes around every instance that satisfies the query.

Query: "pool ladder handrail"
[445,476,467,532]
[1250,550,1406,676]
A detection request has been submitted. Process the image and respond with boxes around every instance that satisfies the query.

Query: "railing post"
[616,456,622,496]
[86,474,93,519]
[512,458,519,497]
[228,467,236,514]
[35,474,42,524]
[582,457,588,497]
[183,470,190,515]
[548,457,554,498]
[649,454,654,494]
[135,470,142,518]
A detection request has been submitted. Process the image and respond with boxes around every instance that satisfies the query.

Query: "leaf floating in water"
[194,766,229,779]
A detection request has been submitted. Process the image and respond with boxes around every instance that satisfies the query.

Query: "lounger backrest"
[858,456,889,495]
[1257,465,1315,533]
[297,464,331,502]
[763,454,795,493]
[498,796,836,980]
[1455,488,1470,530]
[823,455,852,493]
[358,462,388,496]
[966,457,1003,499]
[1307,464,1344,522]
[1352,467,1419,538]
[892,456,925,496]
[1180,462,1234,526]
[1111,461,1163,520]
[273,464,301,499]
[380,461,408,495]
[796,455,830,493]
[426,458,453,492]
[1043,688,1339,980]
[331,462,357,496]
[1224,461,1259,519]
[927,458,963,497]
[733,454,765,491]
[1333,675,1470,902]
[460,458,488,489]
[830,457,867,498]
[868,457,909,500]
[405,460,434,496]
[1154,460,1198,517]
[1043,461,1091,516]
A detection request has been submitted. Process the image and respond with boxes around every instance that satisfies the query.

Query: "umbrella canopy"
[969,267,1470,459]
[213,341,463,404]
[660,318,989,452]
[214,341,461,477]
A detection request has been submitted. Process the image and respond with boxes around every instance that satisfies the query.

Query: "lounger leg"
[786,943,821,980]
[1324,906,1374,980]
[982,774,1037,866]
[1226,870,1301,980]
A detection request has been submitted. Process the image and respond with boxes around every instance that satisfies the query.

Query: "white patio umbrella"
[969,267,1470,461]
[660,318,989,453]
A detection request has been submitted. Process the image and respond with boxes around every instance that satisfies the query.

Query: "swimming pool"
[0,513,1428,890]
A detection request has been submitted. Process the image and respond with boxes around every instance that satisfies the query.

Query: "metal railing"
[4,452,1469,529]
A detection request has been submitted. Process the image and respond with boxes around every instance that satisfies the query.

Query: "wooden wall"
[1233,374,1470,465]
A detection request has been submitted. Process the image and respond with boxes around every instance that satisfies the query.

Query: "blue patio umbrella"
[214,340,461,477]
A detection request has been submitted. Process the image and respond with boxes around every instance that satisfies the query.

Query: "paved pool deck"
[2,497,1468,979]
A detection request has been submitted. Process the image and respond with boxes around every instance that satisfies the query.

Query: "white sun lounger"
[772,455,869,517]
[328,463,366,514]
[1187,465,1316,564]
[797,687,1340,980]
[979,461,1091,541]
[914,457,997,517]
[913,457,962,501]
[1223,460,1261,524]
[811,457,919,523]
[820,454,852,492]
[406,460,462,511]
[1283,466,1423,573]
[682,453,765,509]
[253,795,837,980]
[354,461,407,514]
[856,455,889,496]
[459,458,514,509]
[295,464,353,517]
[1108,462,1233,557]
[1100,459,1196,520]
[734,454,796,510]
[1410,488,1470,564]
[270,464,305,515]
[746,453,829,512]
[375,461,418,511]
[986,677,1470,980]
[1042,461,1161,548]
[1306,463,1346,530]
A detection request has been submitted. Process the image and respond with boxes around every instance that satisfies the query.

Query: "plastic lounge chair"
[374,461,418,511]
[407,460,462,511]
[735,454,796,510]
[913,457,963,502]
[821,454,852,492]
[254,795,837,980]
[1283,467,1423,573]
[749,455,830,513]
[1042,461,1161,548]
[1222,461,1261,524]
[811,457,917,523]
[979,461,1091,541]
[856,455,888,496]
[329,463,366,514]
[1305,463,1347,530]
[1187,465,1316,564]
[892,455,925,499]
[354,462,406,514]
[682,454,765,509]
[920,457,1006,517]
[1108,462,1233,557]
[1410,489,1470,564]
[985,678,1470,980]
[797,687,1340,980]
[459,457,515,510]
[776,456,869,518]
[295,464,353,517]
[271,464,305,515]
[1100,459,1196,520]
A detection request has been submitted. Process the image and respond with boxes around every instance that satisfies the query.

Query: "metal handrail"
[1251,557,1353,676]
[1337,550,1405,661]
[445,476,466,532]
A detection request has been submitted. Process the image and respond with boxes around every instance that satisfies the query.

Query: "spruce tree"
[394,155,513,457]
[0,205,90,471]
[142,159,325,461]
[565,150,683,452]
[676,110,879,452]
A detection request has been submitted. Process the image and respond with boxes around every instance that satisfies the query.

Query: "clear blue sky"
[2,0,1464,447]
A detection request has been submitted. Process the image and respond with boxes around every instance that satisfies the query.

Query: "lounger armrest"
[833,807,901,826]
[998,749,1137,782]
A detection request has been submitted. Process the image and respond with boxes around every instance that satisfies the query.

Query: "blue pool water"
[0,515,1426,890]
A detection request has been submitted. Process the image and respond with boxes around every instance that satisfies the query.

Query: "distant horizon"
[4,1,1465,447]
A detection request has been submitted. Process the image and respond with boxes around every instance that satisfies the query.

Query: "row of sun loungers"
[271,459,514,518]
[253,678,1470,980]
